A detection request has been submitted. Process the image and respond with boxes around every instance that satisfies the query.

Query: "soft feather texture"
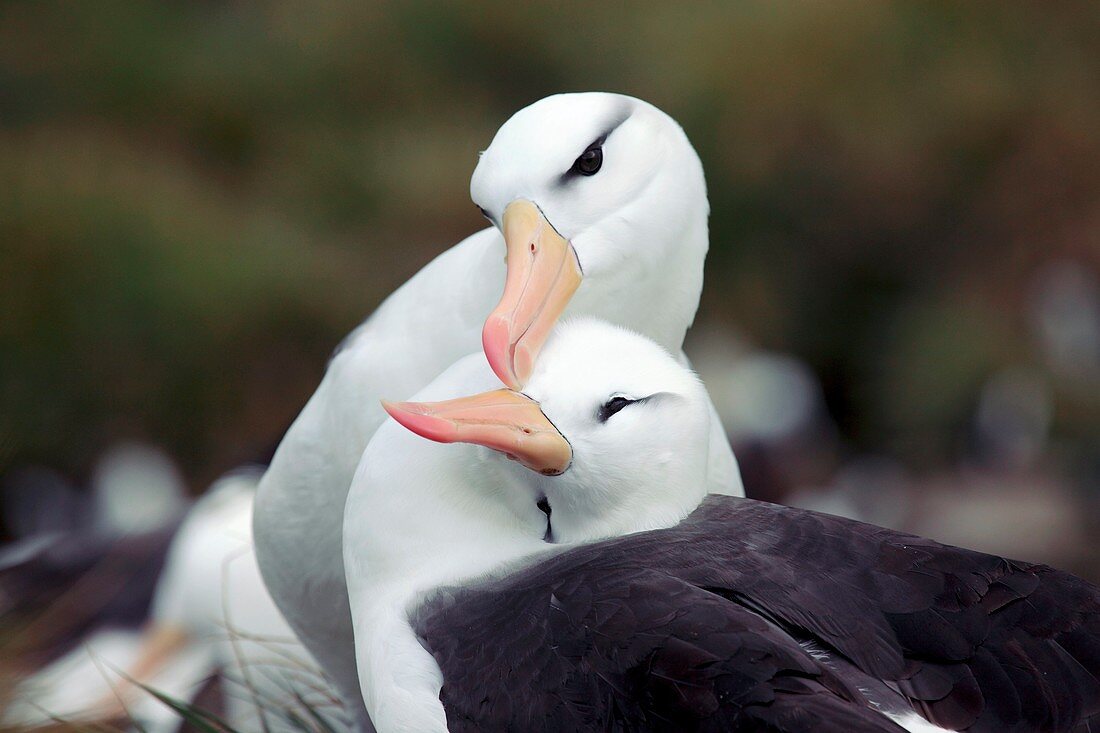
[348,319,1100,732]
[256,92,744,731]
[344,320,718,733]
[414,495,1100,733]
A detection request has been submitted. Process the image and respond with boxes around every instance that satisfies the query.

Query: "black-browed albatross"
[346,319,1100,733]
[254,92,743,731]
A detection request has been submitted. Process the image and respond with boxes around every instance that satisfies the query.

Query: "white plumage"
[343,319,712,732]
[253,92,743,731]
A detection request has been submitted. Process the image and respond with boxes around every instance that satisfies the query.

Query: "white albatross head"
[382,319,712,546]
[470,93,709,390]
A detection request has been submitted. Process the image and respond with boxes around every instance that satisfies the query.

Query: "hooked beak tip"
[381,400,456,443]
[381,398,419,419]
[380,398,400,421]
[482,316,522,389]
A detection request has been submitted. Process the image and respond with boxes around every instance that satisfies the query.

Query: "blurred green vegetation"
[2,1,1099,489]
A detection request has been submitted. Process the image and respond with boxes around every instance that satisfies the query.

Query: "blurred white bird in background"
[3,466,343,733]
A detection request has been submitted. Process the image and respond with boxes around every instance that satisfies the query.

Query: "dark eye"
[598,395,634,423]
[571,144,603,176]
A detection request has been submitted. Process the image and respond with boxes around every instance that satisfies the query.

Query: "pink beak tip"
[482,316,521,389]
[381,398,422,418]
[382,400,456,443]
[379,398,401,422]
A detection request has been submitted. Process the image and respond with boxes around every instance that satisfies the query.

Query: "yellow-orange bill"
[382,388,571,475]
[482,199,583,390]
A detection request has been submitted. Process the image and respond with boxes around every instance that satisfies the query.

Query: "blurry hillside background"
[2,0,1100,658]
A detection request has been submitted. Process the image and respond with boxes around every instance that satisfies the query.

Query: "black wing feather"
[418,566,906,732]
[414,496,1100,732]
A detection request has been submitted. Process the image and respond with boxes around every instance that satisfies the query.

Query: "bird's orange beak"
[382,389,571,476]
[482,200,582,390]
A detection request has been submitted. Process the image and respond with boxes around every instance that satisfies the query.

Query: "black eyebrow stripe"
[598,106,633,143]
[595,390,671,423]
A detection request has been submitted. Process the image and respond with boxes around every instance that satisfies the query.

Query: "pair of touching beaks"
[382,199,580,476]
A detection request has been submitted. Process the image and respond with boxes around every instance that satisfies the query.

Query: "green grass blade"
[130,681,239,733]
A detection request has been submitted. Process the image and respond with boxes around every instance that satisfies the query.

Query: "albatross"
[4,470,340,733]
[254,92,743,730]
[346,319,1100,733]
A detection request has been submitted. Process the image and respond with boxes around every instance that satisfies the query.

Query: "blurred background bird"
[1,463,343,731]
[2,1,1099,726]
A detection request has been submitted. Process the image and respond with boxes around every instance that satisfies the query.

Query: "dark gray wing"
[417,562,906,732]
[415,496,1100,732]
[666,498,1100,732]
